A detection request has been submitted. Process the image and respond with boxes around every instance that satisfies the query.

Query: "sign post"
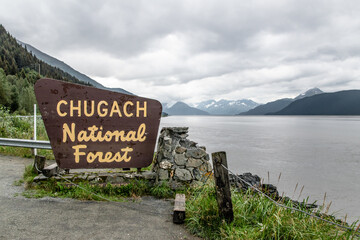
[34,78,162,169]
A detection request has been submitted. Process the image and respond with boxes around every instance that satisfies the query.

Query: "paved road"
[0,155,199,240]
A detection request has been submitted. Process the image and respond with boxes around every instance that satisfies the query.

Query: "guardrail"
[0,138,51,149]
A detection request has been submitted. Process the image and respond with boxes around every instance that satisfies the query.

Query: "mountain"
[165,102,209,115]
[240,98,293,115]
[294,87,323,100]
[240,88,324,115]
[196,99,259,115]
[17,40,132,95]
[271,90,360,115]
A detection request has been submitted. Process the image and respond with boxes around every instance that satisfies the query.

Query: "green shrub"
[0,106,54,159]
[150,181,174,198]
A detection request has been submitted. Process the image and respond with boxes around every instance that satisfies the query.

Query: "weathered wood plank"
[33,155,46,174]
[173,193,186,224]
[211,151,234,223]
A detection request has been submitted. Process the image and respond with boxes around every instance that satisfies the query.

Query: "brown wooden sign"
[34,78,162,169]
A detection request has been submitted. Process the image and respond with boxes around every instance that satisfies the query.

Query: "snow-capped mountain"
[294,87,323,100]
[195,99,259,115]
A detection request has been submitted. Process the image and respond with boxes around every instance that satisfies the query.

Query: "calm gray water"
[159,116,360,223]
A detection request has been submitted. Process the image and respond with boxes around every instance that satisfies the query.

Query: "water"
[159,116,360,223]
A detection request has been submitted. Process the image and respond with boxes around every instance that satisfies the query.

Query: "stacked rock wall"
[153,127,212,184]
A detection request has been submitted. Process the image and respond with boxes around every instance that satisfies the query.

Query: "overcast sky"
[1,0,360,104]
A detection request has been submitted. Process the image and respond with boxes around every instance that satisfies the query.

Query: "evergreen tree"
[0,24,92,113]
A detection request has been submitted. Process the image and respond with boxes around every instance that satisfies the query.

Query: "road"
[0,155,199,240]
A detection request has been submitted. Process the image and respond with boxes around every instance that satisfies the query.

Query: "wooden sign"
[34,78,162,169]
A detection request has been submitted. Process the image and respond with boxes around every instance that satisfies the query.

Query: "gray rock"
[186,158,203,168]
[168,127,189,134]
[163,143,172,151]
[175,146,187,154]
[142,171,157,180]
[175,168,192,181]
[180,140,197,148]
[170,139,180,150]
[163,136,172,144]
[199,146,206,151]
[174,154,187,166]
[163,150,173,159]
[174,133,188,139]
[192,168,201,181]
[186,148,206,159]
[159,160,172,169]
[158,169,169,180]
[87,175,97,181]
[124,173,136,179]
[187,167,194,178]
[33,175,48,182]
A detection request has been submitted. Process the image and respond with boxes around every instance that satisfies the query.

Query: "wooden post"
[211,151,234,223]
[33,155,46,174]
[173,193,186,224]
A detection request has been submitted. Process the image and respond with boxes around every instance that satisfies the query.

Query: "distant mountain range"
[163,88,327,116]
[195,99,259,115]
[272,90,360,115]
[17,41,132,95]
[240,88,324,115]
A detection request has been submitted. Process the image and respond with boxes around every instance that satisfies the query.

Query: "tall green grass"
[186,182,358,240]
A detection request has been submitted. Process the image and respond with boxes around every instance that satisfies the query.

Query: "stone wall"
[153,127,212,185]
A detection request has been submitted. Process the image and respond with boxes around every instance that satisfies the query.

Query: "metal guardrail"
[0,138,51,149]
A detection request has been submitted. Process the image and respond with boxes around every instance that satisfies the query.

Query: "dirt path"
[0,155,200,240]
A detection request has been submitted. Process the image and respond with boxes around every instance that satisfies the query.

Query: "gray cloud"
[1,0,360,104]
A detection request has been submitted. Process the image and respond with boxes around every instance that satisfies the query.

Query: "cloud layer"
[1,0,360,104]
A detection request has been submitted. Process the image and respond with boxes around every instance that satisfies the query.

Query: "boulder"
[175,169,192,181]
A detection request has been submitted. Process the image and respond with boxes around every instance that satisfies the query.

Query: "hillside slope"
[240,88,324,115]
[272,90,360,115]
[166,102,209,115]
[240,98,293,115]
[18,40,132,95]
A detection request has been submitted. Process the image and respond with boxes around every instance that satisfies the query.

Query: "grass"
[22,163,175,201]
[24,179,175,201]
[23,164,38,184]
[185,181,359,240]
[19,164,360,239]
[0,107,55,159]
